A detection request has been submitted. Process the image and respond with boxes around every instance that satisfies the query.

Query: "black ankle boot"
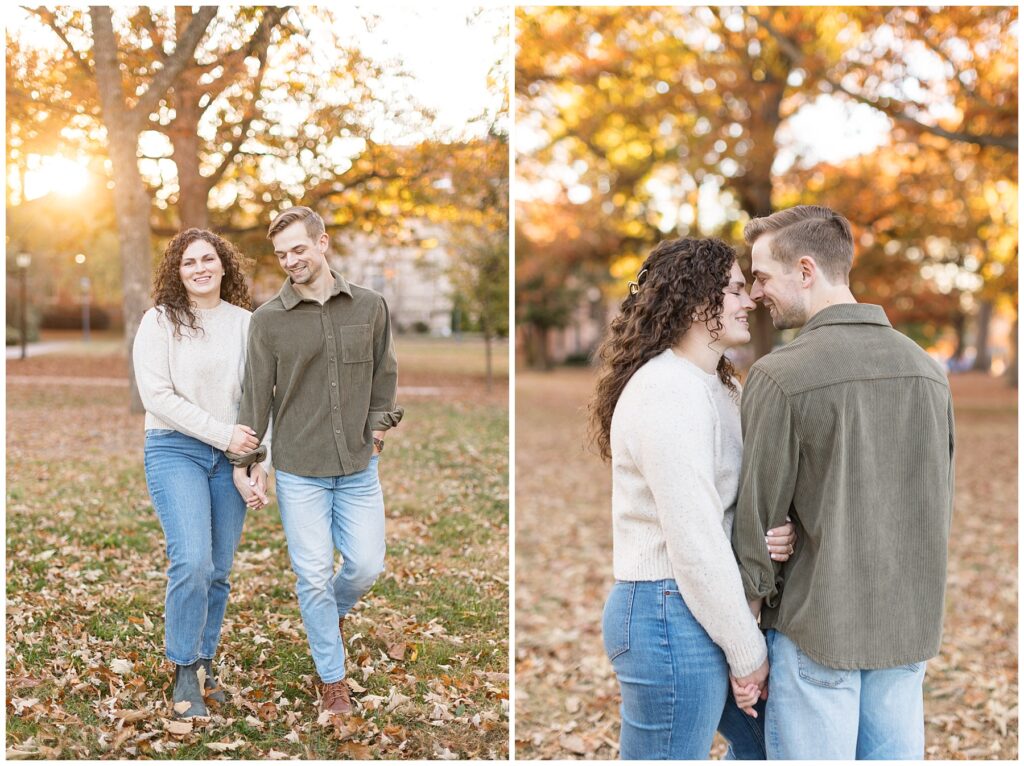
[198,657,226,704]
[172,661,209,718]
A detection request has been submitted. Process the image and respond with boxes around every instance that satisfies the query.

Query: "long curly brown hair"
[153,228,254,338]
[588,237,740,461]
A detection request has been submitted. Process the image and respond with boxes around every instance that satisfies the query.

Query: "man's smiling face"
[750,233,808,330]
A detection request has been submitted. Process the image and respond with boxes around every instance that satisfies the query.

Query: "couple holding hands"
[594,205,955,760]
[134,206,402,720]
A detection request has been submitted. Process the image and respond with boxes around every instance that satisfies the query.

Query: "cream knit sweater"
[133,302,251,452]
[610,348,767,677]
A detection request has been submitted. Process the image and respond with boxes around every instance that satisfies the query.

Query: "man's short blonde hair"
[743,205,854,283]
[267,206,326,240]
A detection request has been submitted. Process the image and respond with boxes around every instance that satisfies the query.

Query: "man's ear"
[797,256,816,287]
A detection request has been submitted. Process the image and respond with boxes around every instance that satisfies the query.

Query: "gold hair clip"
[628,268,648,295]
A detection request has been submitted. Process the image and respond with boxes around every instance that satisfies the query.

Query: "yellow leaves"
[609,254,642,280]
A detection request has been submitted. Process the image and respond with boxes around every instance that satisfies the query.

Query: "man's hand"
[731,658,769,718]
[233,465,269,509]
[247,464,269,508]
[227,424,260,454]
[372,429,385,456]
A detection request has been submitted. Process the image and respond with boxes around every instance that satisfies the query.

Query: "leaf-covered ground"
[515,368,1017,760]
[6,336,509,760]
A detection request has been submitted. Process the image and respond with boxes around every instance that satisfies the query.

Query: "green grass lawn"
[6,350,508,759]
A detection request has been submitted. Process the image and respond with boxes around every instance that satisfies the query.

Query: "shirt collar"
[798,303,892,336]
[278,268,353,310]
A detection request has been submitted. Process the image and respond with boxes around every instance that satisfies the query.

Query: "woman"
[133,228,268,719]
[589,237,795,759]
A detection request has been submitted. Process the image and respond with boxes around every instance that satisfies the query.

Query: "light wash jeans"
[276,456,385,683]
[602,580,767,760]
[144,429,248,666]
[765,629,927,759]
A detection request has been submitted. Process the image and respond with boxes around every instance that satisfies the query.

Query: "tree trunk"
[169,90,211,229]
[482,314,494,393]
[732,77,786,362]
[484,332,494,393]
[525,324,552,370]
[952,311,968,362]
[972,299,994,372]
[91,9,156,413]
[89,6,217,412]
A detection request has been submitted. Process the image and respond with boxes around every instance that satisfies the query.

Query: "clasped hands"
[233,463,269,509]
[730,658,769,718]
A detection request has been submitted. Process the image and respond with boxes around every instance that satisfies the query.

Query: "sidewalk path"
[6,374,446,397]
[6,341,78,360]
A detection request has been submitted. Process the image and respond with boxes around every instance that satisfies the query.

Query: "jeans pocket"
[602,581,634,662]
[796,648,850,688]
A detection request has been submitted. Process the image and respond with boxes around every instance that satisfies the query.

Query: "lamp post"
[76,253,90,342]
[15,252,31,359]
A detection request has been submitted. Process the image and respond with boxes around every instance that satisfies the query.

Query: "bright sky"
[9,5,509,200]
[343,6,506,137]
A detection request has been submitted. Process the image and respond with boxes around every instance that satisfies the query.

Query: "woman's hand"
[228,424,259,454]
[766,516,796,562]
[730,676,763,718]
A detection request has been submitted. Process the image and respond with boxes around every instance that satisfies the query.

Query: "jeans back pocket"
[602,581,634,662]
[796,647,851,688]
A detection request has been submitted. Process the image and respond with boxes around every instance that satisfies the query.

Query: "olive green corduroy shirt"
[234,269,403,477]
[733,303,955,670]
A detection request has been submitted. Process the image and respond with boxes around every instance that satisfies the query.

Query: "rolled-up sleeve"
[368,295,404,431]
[733,368,800,607]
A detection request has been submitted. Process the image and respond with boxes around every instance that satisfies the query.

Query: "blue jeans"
[276,457,385,683]
[144,429,248,665]
[765,629,927,759]
[602,580,767,760]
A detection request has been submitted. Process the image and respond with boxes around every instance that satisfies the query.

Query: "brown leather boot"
[321,679,352,715]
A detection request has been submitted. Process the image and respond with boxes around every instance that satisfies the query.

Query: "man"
[230,205,403,715]
[731,205,955,759]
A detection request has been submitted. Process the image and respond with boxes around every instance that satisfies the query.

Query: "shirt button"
[331,357,335,362]
[335,428,340,433]
[332,382,337,387]
[333,405,338,410]
[327,334,333,339]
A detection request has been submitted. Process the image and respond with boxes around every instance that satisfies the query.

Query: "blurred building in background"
[334,224,454,336]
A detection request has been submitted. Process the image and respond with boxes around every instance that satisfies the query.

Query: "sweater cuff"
[211,422,236,453]
[723,632,769,678]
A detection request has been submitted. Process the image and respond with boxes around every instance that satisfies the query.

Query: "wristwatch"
[373,437,385,453]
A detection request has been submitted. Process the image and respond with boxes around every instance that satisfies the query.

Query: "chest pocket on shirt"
[340,324,373,363]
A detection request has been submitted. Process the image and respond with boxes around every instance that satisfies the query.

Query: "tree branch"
[132,6,218,119]
[750,10,1018,152]
[199,7,290,106]
[201,8,288,191]
[25,8,94,78]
